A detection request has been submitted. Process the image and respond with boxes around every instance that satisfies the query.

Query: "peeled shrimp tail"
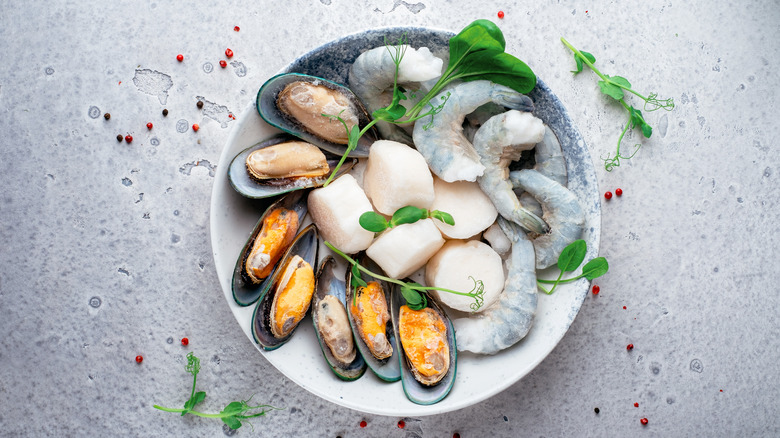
[452,217,537,355]
[472,110,550,234]
[412,80,534,183]
[512,169,585,269]
[479,165,549,234]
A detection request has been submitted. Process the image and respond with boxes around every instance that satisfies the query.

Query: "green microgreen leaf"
[430,210,455,226]
[571,50,595,74]
[182,391,206,416]
[448,19,506,71]
[573,55,583,74]
[557,240,587,272]
[359,206,456,232]
[450,50,537,94]
[629,106,652,138]
[582,51,596,63]
[536,240,609,294]
[389,205,426,227]
[220,401,246,416]
[373,86,408,121]
[582,257,609,280]
[359,211,389,233]
[348,124,360,145]
[351,263,367,289]
[598,76,625,100]
[153,354,278,430]
[561,37,674,171]
[220,401,247,429]
[610,75,631,89]
[221,415,243,430]
[401,283,426,310]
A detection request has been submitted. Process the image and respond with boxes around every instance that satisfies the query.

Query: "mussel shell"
[312,256,367,381]
[229,134,357,199]
[390,285,457,405]
[345,255,401,382]
[252,224,319,350]
[232,191,309,306]
[256,73,378,158]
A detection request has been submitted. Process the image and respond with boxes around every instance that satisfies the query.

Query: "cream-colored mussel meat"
[277,81,360,144]
[316,294,357,364]
[245,140,330,182]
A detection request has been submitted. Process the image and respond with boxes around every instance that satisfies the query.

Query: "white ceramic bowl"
[210,26,600,416]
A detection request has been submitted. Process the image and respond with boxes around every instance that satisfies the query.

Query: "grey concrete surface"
[1,1,778,436]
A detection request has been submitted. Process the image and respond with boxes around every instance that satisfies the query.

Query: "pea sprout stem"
[324,241,484,308]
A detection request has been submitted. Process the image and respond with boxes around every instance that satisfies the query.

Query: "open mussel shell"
[345,255,401,382]
[312,256,367,381]
[252,224,319,350]
[390,285,457,405]
[228,134,357,199]
[256,73,378,158]
[232,191,309,307]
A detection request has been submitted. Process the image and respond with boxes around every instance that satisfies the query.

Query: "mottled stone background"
[1,0,778,436]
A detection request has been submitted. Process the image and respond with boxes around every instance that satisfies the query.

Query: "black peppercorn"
[162,108,169,116]
[196,100,204,109]
[104,113,111,120]
[116,134,123,142]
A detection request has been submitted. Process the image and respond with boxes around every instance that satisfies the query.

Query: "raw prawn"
[412,80,534,184]
[471,109,549,234]
[511,169,585,270]
[348,45,443,144]
[452,217,537,355]
[511,125,568,218]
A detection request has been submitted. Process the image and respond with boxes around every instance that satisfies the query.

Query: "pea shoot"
[325,241,484,311]
[536,239,609,295]
[359,205,454,233]
[561,37,674,171]
[323,19,537,186]
[153,352,280,430]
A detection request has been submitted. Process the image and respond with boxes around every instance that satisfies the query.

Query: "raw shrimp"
[511,125,568,218]
[471,109,549,234]
[462,102,507,143]
[511,169,585,270]
[348,45,443,144]
[452,217,537,355]
[412,80,534,184]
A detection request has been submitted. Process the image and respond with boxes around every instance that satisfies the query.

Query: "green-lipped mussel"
[312,256,367,381]
[346,255,401,382]
[252,224,319,350]
[232,190,309,306]
[390,284,457,405]
[256,73,378,158]
[228,134,357,199]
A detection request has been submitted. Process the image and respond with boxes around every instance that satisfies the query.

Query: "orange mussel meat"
[350,281,393,360]
[270,255,316,338]
[244,207,299,283]
[398,305,450,385]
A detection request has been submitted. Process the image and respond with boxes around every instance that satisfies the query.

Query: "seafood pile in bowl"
[225,27,585,405]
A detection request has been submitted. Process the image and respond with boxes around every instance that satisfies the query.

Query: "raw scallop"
[362,140,435,215]
[425,240,504,313]
[429,176,497,239]
[308,174,375,254]
[366,218,444,279]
